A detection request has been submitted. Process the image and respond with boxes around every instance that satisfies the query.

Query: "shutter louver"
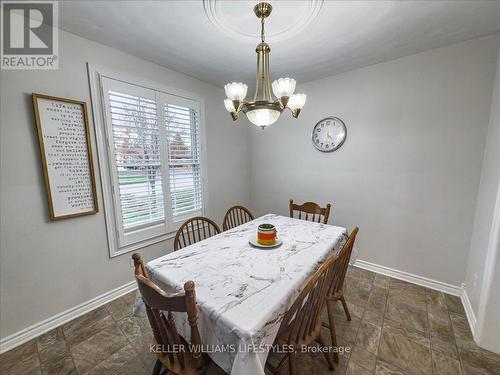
[108,91,165,231]
[165,104,203,217]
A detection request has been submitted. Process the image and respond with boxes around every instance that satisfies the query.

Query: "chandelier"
[223,2,307,129]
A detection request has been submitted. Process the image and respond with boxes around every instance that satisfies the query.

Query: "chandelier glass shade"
[223,2,306,129]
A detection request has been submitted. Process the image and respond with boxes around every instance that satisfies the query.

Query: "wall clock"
[312,117,347,152]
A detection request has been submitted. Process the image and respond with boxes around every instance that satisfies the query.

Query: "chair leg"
[265,351,288,375]
[276,353,288,369]
[289,351,297,375]
[326,300,339,364]
[152,359,162,375]
[317,334,335,371]
[265,362,282,375]
[340,297,351,321]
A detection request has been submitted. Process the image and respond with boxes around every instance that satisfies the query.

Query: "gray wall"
[466,46,500,315]
[0,30,250,338]
[466,47,500,353]
[249,35,499,287]
[1,27,499,344]
[479,214,500,353]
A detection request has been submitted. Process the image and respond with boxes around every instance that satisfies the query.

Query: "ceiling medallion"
[203,0,323,44]
[223,2,307,129]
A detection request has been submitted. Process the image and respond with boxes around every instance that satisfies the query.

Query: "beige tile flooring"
[1,267,500,375]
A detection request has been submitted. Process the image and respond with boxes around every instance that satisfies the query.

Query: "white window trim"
[87,63,209,258]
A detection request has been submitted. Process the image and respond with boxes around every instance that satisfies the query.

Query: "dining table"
[145,213,351,375]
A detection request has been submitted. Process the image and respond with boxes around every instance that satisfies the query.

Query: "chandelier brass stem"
[253,42,272,102]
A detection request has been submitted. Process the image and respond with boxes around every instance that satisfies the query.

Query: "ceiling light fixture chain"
[223,2,307,129]
[261,15,265,42]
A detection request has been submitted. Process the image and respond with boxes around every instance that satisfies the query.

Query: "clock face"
[312,117,347,152]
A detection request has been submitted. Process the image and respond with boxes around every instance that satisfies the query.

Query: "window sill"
[110,230,176,258]
[110,210,204,258]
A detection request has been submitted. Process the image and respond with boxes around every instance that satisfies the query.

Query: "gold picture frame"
[33,93,98,220]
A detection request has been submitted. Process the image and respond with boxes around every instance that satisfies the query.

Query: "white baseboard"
[0,261,477,355]
[0,281,137,354]
[460,285,477,336]
[354,259,463,296]
[353,260,479,336]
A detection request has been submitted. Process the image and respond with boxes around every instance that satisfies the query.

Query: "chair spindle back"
[223,205,255,231]
[132,253,204,373]
[327,227,359,298]
[289,199,331,224]
[174,216,221,251]
[276,252,337,347]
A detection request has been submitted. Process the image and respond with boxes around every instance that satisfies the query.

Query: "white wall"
[249,35,499,287]
[0,29,250,339]
[467,48,500,353]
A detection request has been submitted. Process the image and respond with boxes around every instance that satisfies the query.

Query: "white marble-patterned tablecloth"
[146,214,348,375]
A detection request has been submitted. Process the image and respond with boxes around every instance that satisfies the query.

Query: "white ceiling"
[59,0,500,87]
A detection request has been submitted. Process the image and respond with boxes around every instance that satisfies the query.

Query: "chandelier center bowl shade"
[223,2,307,129]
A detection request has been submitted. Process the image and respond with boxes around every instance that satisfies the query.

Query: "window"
[98,76,205,255]
[165,103,203,218]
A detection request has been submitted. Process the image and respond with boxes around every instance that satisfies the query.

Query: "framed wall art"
[33,93,98,220]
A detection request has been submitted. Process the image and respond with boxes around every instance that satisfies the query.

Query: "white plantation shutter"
[99,76,205,251]
[108,90,165,231]
[165,103,203,218]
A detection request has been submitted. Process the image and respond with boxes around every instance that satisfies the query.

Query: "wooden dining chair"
[174,216,221,251]
[222,205,255,231]
[132,253,211,375]
[289,199,332,224]
[266,252,338,375]
[322,227,359,363]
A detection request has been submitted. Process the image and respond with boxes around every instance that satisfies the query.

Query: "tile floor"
[1,267,500,375]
